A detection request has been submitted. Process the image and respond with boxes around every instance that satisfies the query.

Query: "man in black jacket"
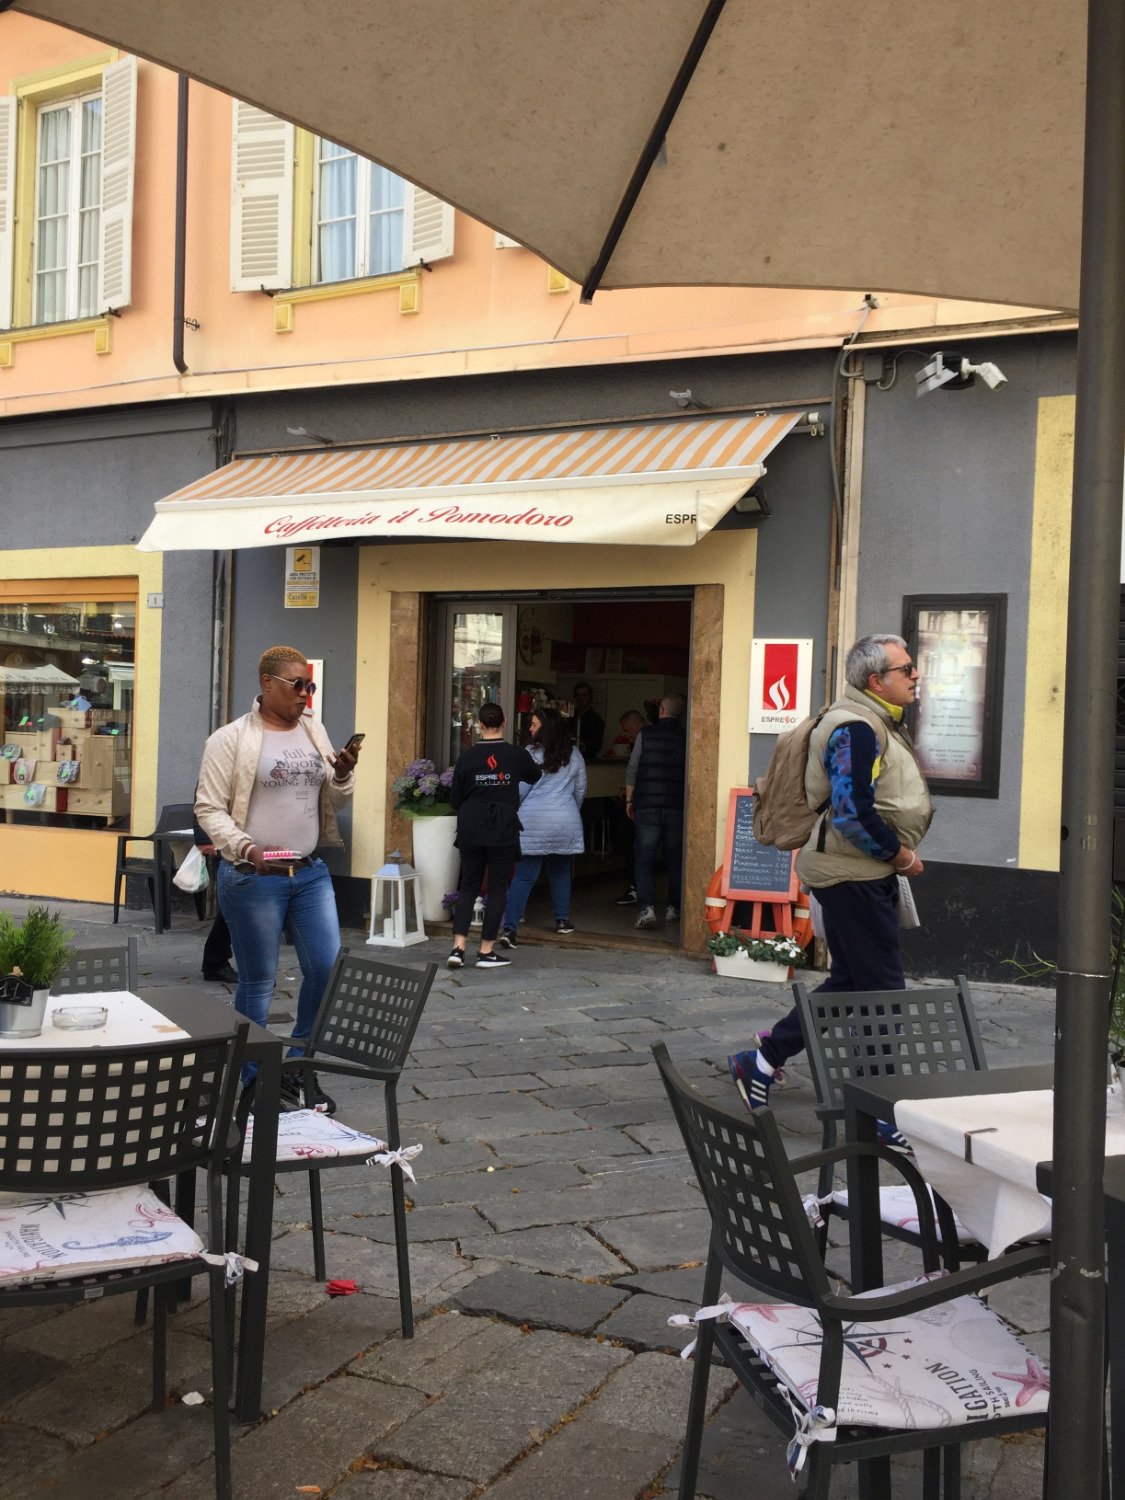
[624,695,686,929]
[448,701,540,969]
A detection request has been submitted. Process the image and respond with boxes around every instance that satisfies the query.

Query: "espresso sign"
[748,637,813,733]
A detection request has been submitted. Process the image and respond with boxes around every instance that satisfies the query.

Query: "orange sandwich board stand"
[717,788,799,938]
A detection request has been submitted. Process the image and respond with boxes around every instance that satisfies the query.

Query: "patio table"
[0,986,283,1422]
[842,1062,1125,1499]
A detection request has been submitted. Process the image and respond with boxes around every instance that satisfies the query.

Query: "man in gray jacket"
[728,634,931,1121]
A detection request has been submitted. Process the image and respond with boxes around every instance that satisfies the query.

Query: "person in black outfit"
[193,817,238,984]
[569,682,606,761]
[625,694,686,929]
[448,701,541,969]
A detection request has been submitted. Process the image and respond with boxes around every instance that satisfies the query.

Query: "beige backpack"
[752,705,887,850]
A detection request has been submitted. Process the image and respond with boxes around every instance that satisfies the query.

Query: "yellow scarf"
[863,688,903,723]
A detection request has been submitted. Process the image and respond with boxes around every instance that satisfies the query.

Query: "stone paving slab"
[351,1311,520,1396]
[458,1224,630,1278]
[333,1470,477,1500]
[454,1266,629,1333]
[594,1208,713,1272]
[594,1291,698,1352]
[325,1205,491,1243]
[374,1329,630,1483]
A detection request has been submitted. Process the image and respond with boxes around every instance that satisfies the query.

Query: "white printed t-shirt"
[243,728,326,858]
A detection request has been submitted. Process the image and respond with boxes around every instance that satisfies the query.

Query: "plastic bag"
[173,845,210,894]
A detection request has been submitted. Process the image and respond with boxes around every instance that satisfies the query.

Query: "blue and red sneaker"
[727,1049,775,1111]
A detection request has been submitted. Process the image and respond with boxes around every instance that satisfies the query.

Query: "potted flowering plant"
[392,758,455,818]
[392,759,457,922]
[708,929,808,984]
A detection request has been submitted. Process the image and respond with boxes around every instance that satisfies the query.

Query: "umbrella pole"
[1049,0,1125,1493]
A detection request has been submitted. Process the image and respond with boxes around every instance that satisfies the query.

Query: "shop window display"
[0,599,135,828]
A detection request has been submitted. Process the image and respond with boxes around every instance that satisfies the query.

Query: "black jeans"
[453,843,518,942]
[759,875,903,1069]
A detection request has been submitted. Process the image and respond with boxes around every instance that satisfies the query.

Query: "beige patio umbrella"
[6,2,1123,1493]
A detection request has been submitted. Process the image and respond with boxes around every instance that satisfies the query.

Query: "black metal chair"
[232,950,437,1338]
[792,978,993,1267]
[653,1043,1051,1500]
[113,802,200,933]
[52,937,138,994]
[0,1025,248,1500]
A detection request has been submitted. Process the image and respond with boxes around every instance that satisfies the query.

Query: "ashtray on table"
[51,1005,109,1030]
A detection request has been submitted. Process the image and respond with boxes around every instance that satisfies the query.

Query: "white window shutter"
[404,185,454,266]
[494,230,522,249]
[0,97,16,330]
[230,101,293,292]
[97,56,137,312]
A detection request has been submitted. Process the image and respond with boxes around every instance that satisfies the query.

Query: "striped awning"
[137,411,804,551]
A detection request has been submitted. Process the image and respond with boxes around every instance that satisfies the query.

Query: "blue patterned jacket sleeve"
[825,723,900,860]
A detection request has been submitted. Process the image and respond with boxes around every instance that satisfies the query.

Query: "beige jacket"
[795,685,932,889]
[195,701,355,865]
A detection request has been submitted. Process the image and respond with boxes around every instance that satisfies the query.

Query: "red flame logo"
[487,754,498,770]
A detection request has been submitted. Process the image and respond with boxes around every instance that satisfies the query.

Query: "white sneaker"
[665,905,680,921]
[635,906,657,929]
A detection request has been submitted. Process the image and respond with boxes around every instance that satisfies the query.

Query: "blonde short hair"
[258,645,308,681]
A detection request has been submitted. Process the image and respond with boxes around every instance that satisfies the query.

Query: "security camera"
[970,361,1008,390]
[915,351,1007,396]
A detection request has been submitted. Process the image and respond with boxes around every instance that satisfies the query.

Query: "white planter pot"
[0,986,50,1038]
[713,952,790,984]
[409,815,460,923]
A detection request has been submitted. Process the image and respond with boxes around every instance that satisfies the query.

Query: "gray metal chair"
[232,950,438,1338]
[792,977,991,1267]
[53,937,138,994]
[654,1042,1051,1500]
[113,802,199,933]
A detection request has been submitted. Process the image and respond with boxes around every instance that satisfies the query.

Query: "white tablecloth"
[896,1087,1125,1257]
[0,991,189,1050]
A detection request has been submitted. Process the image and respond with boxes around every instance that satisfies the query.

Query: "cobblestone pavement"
[0,898,1057,1498]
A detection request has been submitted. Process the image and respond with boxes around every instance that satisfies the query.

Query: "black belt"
[242,856,317,877]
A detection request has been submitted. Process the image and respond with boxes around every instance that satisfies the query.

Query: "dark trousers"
[759,875,903,1069]
[202,906,232,974]
[633,805,684,909]
[453,843,517,942]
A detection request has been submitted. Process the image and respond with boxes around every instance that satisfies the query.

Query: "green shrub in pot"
[0,905,75,991]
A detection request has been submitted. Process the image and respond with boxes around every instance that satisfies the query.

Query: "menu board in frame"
[902,594,1006,797]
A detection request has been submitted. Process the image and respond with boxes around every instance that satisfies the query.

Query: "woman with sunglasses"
[196,644,359,1111]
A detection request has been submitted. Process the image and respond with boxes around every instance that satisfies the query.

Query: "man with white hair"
[728,634,932,1132]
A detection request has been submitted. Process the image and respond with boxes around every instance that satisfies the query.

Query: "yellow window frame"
[8,51,118,334]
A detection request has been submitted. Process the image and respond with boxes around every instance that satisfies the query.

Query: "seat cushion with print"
[0,1185,204,1285]
[831,1184,977,1244]
[244,1108,394,1164]
[685,1278,1050,1433]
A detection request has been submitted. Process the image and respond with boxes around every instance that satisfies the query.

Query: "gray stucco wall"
[0,403,219,816]
[857,332,1076,866]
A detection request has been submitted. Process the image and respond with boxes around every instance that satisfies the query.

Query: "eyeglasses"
[267,673,317,696]
[882,663,919,678]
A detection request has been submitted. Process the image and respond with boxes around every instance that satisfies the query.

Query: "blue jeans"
[503,853,573,931]
[633,806,683,909]
[217,857,341,1080]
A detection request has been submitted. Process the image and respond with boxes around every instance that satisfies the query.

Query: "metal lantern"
[366,851,426,948]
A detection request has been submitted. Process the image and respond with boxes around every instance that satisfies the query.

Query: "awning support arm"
[580,0,727,304]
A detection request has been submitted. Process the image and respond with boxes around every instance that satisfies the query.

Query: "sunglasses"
[882,663,918,678]
[267,673,317,696]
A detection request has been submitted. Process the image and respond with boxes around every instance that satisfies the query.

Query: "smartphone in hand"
[343,733,365,755]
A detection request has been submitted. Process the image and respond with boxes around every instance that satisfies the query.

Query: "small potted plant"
[0,905,74,1038]
[708,929,808,984]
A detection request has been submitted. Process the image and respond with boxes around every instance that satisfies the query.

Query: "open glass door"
[433,601,517,767]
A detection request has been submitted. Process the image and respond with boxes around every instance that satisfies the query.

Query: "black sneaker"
[496,927,518,949]
[447,947,465,968]
[476,950,512,967]
[555,918,576,935]
[280,1069,336,1115]
[614,887,638,906]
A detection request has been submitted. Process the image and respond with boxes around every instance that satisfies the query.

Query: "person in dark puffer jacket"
[624,695,686,929]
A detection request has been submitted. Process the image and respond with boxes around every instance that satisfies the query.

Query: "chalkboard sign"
[721,788,798,901]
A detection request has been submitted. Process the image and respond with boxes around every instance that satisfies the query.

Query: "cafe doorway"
[428,590,694,946]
